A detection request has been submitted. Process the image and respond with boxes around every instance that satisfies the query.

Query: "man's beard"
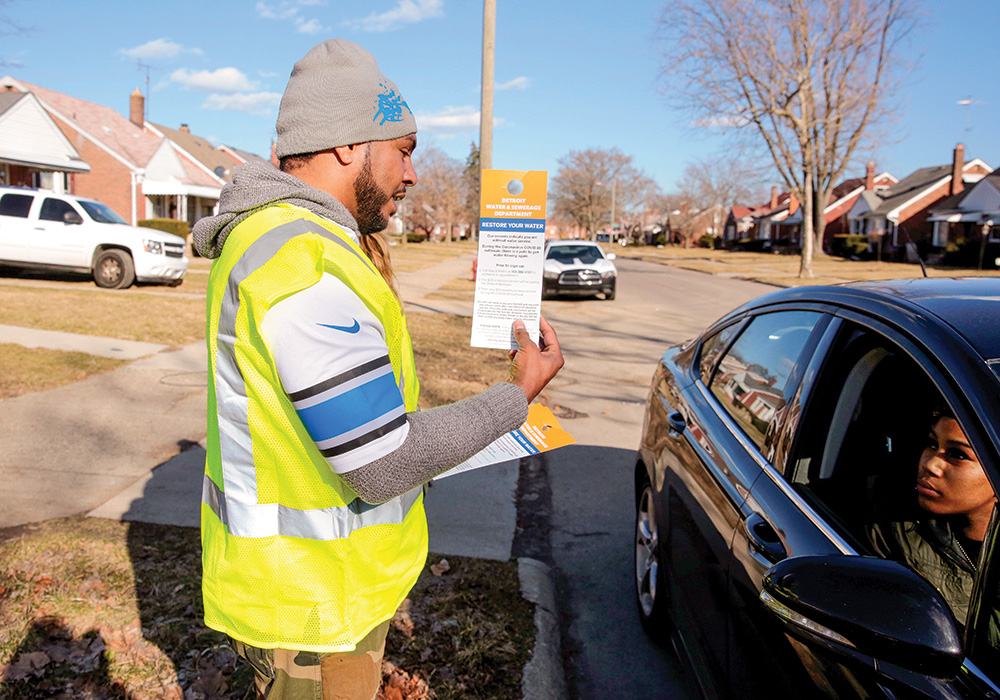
[353,151,392,236]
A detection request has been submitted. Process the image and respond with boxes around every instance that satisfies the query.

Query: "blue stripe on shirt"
[297,371,404,443]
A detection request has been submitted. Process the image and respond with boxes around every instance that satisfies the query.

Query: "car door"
[662,308,826,698]
[33,196,89,267]
[0,191,37,262]
[734,313,1000,699]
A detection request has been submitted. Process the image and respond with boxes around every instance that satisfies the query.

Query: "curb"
[518,557,567,700]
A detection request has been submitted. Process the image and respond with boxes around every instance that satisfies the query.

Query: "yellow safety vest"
[201,203,425,652]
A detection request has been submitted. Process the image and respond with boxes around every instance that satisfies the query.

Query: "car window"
[0,193,34,218]
[39,197,78,222]
[709,311,822,451]
[789,324,996,626]
[699,322,742,385]
[546,245,603,264]
[78,200,127,225]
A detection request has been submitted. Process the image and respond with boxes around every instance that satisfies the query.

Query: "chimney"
[770,185,778,210]
[180,124,190,133]
[865,161,875,190]
[129,88,144,127]
[951,143,965,196]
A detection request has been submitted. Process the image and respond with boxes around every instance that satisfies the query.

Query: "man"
[192,39,563,700]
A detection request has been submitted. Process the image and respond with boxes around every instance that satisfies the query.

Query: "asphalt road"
[540,256,769,699]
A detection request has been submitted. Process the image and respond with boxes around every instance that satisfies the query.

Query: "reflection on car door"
[668,310,825,698]
[698,309,828,697]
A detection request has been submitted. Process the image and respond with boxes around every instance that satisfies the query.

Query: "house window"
[989,226,1000,243]
[932,221,948,247]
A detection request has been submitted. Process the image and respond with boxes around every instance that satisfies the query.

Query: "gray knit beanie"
[275,39,417,159]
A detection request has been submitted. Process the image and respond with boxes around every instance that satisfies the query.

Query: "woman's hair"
[930,403,955,425]
[359,231,400,301]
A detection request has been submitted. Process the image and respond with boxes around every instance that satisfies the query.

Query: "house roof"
[0,91,25,115]
[0,88,90,173]
[730,205,754,219]
[13,78,162,170]
[219,144,267,165]
[149,123,241,183]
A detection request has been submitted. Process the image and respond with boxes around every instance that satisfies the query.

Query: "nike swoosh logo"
[317,319,361,334]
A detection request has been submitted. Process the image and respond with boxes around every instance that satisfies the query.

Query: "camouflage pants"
[229,621,389,700]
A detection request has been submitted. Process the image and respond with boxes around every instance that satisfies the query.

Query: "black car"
[634,278,1000,699]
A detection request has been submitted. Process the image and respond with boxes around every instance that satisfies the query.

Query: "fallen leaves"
[379,660,430,700]
[429,559,450,577]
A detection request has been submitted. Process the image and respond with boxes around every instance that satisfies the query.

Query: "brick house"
[756,166,898,251]
[847,144,992,258]
[0,76,227,226]
[819,164,897,244]
[0,90,91,190]
[722,205,758,243]
[925,172,1000,265]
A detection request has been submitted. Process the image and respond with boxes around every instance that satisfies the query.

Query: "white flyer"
[471,169,548,350]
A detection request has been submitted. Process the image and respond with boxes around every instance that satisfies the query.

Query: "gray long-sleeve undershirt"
[340,382,528,504]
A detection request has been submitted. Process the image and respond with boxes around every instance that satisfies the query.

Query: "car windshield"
[78,200,127,225]
[547,245,603,264]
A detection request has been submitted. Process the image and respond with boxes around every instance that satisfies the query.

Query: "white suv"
[0,186,188,289]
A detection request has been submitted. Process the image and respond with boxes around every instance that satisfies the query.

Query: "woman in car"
[869,406,997,624]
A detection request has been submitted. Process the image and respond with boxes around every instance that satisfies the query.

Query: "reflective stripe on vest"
[202,473,421,540]
[208,216,418,540]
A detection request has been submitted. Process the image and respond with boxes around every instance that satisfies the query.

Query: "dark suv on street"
[634,277,1000,699]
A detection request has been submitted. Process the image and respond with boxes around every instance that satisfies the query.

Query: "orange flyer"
[434,404,575,480]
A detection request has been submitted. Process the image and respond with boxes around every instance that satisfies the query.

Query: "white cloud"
[171,68,258,93]
[497,76,530,91]
[348,0,443,32]
[257,0,327,32]
[122,38,202,60]
[202,92,282,115]
[255,1,299,20]
[416,105,504,135]
[295,17,325,34]
[690,114,748,129]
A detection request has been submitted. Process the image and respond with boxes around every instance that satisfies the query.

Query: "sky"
[3,0,999,200]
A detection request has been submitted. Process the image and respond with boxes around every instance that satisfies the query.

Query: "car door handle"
[745,513,787,564]
[667,410,686,436]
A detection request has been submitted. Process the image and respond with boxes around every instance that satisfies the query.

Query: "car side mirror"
[607,253,617,260]
[63,211,84,225]
[761,555,963,679]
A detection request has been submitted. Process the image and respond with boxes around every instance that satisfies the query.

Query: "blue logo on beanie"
[373,82,412,125]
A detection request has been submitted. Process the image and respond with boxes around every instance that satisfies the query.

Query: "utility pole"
[480,0,495,172]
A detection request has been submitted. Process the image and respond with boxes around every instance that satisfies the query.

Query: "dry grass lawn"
[0,518,531,699]
[0,345,125,400]
[614,245,1000,287]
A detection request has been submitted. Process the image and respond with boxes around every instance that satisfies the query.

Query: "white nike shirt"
[258,272,409,474]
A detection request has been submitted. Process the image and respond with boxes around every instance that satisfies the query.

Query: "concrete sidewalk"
[1,250,497,551]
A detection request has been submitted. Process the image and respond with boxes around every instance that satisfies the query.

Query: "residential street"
[539,256,768,699]
[0,252,773,698]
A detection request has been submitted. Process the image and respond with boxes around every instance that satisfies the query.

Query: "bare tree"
[409,145,467,244]
[659,0,914,276]
[0,1,29,68]
[670,155,769,246]
[551,148,657,241]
